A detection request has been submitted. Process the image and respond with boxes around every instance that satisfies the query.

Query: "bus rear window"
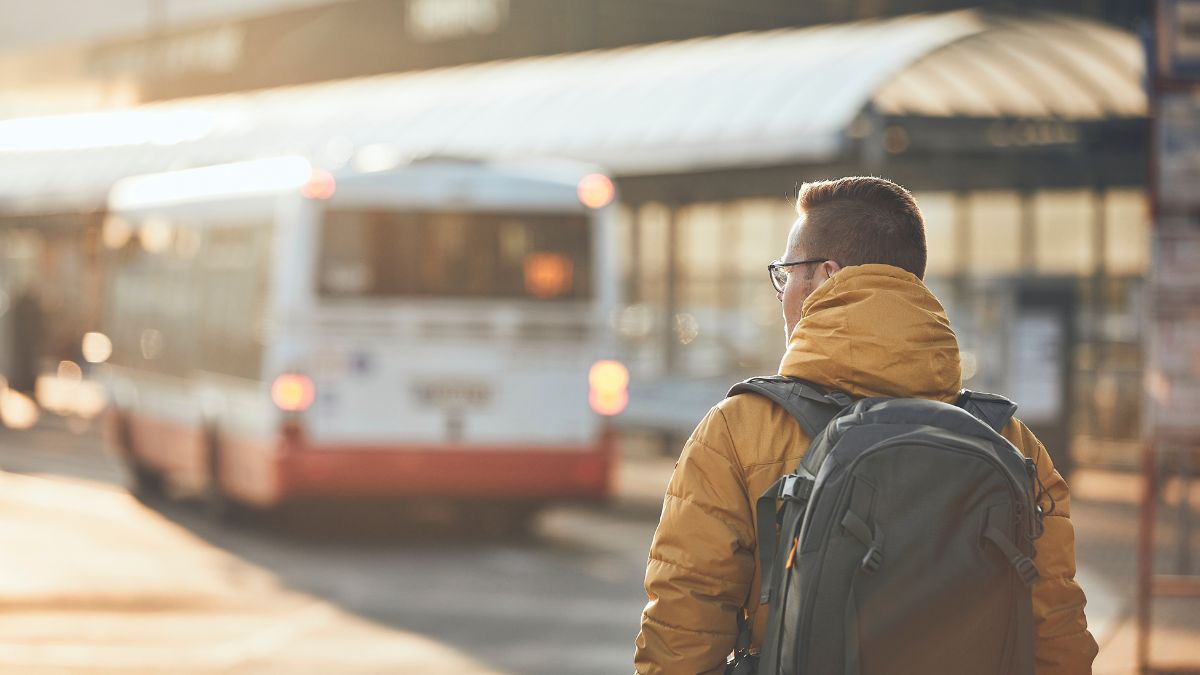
[318,210,593,300]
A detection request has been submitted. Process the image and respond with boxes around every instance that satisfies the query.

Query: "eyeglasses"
[767,258,830,293]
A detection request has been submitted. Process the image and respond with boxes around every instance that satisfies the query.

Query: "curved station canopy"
[0,9,1146,213]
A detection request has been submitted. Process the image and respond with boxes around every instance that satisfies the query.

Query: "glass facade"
[618,188,1150,467]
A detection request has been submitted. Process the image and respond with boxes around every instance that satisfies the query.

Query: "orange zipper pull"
[784,536,799,569]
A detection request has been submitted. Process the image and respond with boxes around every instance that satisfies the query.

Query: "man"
[634,177,1097,674]
[10,284,44,395]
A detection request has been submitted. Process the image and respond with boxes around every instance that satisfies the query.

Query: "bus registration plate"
[413,381,493,407]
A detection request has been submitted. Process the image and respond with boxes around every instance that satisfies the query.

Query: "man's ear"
[821,260,842,278]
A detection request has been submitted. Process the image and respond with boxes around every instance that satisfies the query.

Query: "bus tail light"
[272,374,315,412]
[302,169,336,200]
[577,173,614,209]
[588,360,629,416]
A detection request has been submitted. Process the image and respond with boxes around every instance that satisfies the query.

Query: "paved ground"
[1065,471,1200,674]
[0,470,507,675]
[1,418,1198,674]
[0,421,653,675]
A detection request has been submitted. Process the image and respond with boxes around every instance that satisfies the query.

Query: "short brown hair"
[794,176,927,279]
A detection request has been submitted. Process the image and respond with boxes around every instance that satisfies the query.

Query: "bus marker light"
[589,360,629,391]
[272,374,315,412]
[589,389,629,417]
[302,169,337,200]
[588,360,629,416]
[577,173,614,209]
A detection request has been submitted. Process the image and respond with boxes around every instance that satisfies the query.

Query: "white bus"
[101,156,626,521]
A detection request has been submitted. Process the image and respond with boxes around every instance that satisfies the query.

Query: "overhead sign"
[406,0,509,42]
[88,25,245,81]
[1161,0,1200,80]
[1158,92,1200,209]
[1148,215,1200,438]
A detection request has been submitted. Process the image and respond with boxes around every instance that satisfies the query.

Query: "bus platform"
[0,469,502,675]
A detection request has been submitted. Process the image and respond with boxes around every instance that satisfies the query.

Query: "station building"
[0,3,1148,469]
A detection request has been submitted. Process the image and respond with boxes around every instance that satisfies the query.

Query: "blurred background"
[0,1,1194,674]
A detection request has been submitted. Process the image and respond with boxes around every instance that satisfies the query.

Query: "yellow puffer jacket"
[634,264,1097,675]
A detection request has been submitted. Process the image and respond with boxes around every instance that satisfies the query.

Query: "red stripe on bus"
[112,409,613,506]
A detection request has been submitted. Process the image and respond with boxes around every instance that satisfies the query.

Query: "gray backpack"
[725,376,1044,675]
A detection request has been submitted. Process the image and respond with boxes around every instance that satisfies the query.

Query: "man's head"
[777,176,927,340]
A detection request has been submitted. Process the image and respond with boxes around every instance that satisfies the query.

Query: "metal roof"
[0,10,1146,213]
[872,13,1145,118]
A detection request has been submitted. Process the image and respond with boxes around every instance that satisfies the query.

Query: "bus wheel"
[475,503,541,539]
[505,505,540,539]
[116,412,163,501]
[203,429,238,523]
[130,463,165,502]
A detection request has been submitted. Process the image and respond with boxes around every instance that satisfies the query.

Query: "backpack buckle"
[861,546,883,573]
[1013,555,1040,586]
[779,475,813,502]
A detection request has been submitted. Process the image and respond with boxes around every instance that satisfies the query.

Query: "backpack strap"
[727,377,853,606]
[727,376,851,439]
[956,389,1018,434]
[753,472,815,605]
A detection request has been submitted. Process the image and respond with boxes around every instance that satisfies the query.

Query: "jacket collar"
[778,264,962,403]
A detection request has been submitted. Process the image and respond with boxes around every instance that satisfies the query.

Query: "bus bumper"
[273,431,615,503]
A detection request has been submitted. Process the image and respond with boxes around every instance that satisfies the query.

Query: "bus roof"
[108,155,612,213]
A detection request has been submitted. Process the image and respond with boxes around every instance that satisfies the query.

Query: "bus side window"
[197,225,269,381]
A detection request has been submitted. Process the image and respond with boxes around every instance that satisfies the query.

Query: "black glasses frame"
[767,258,830,293]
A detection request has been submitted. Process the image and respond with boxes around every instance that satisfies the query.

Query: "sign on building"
[1158,92,1200,208]
[1147,216,1200,436]
[406,0,510,42]
[1160,0,1200,79]
[1148,3,1200,444]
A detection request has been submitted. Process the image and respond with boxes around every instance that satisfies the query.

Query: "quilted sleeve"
[1005,420,1099,675]
[634,406,756,675]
